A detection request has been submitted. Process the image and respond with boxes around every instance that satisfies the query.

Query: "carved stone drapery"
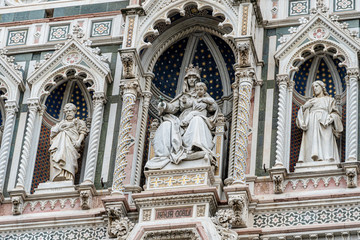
[0,101,17,198]
[230,67,255,184]
[15,99,41,190]
[112,80,140,194]
[83,92,106,183]
[274,74,290,168]
[345,68,359,162]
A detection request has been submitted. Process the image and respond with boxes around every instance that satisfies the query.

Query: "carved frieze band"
[112,80,139,194]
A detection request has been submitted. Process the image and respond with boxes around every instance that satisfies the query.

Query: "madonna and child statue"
[296,80,343,170]
[145,64,220,170]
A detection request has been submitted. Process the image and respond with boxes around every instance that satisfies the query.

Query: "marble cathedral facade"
[0,0,359,239]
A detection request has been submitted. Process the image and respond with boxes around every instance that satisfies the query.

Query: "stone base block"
[295,161,339,173]
[144,161,215,190]
[34,181,76,195]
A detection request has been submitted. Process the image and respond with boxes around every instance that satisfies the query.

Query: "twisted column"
[133,89,152,187]
[0,101,17,192]
[83,92,106,183]
[227,82,239,180]
[274,74,289,168]
[15,99,40,189]
[112,80,139,194]
[345,68,359,162]
[232,68,255,184]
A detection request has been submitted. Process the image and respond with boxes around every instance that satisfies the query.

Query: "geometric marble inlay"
[7,29,28,46]
[49,25,70,41]
[334,0,355,11]
[289,0,309,16]
[91,20,112,37]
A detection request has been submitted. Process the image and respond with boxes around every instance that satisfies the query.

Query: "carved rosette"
[121,53,135,79]
[0,101,17,193]
[83,92,106,183]
[112,80,140,194]
[345,68,359,162]
[16,99,41,189]
[274,74,289,168]
[232,68,255,184]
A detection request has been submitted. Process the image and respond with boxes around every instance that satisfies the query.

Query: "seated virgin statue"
[49,103,89,182]
[296,80,343,163]
[145,64,220,170]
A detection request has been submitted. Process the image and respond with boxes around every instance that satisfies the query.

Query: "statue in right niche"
[296,80,343,163]
[49,103,89,182]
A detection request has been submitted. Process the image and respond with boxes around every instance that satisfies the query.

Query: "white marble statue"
[296,80,343,163]
[145,64,220,169]
[49,103,89,182]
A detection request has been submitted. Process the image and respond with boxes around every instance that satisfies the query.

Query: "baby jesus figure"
[181,82,216,128]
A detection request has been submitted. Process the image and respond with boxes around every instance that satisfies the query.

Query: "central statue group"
[146,64,221,170]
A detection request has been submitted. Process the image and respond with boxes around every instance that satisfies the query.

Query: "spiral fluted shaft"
[83,93,105,183]
[275,78,288,167]
[16,101,39,189]
[228,83,239,178]
[233,69,254,184]
[112,89,137,194]
[346,70,359,162]
[0,103,17,191]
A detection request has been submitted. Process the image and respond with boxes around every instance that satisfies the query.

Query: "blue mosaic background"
[293,57,347,96]
[69,82,89,119]
[45,82,67,119]
[152,35,235,100]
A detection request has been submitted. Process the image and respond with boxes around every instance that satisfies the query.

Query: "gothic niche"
[143,33,236,189]
[290,55,347,172]
[31,69,92,193]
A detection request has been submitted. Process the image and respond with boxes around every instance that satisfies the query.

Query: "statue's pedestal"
[295,161,340,173]
[34,180,76,195]
[144,158,214,190]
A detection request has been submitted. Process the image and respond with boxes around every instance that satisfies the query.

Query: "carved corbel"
[11,196,23,215]
[343,163,359,188]
[237,42,251,67]
[106,205,134,239]
[269,167,287,194]
[80,190,92,210]
[120,52,136,79]
[228,193,249,227]
[211,209,238,240]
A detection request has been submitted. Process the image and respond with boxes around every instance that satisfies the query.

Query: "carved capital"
[27,98,41,111]
[120,80,140,97]
[92,92,106,106]
[121,7,145,16]
[276,74,289,86]
[236,68,255,85]
[347,68,359,79]
[121,52,136,79]
[4,101,18,115]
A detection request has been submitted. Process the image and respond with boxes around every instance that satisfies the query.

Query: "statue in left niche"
[49,103,89,182]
